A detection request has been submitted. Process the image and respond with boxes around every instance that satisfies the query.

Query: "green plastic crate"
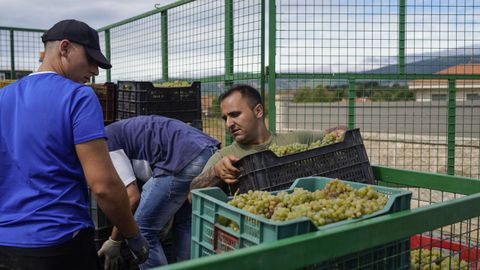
[191,176,412,259]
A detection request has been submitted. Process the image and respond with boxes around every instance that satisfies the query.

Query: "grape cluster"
[410,248,468,270]
[156,80,191,87]
[268,131,345,157]
[217,215,240,232]
[228,180,388,227]
[268,143,309,157]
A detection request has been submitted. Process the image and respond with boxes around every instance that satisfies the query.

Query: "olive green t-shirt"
[202,130,325,172]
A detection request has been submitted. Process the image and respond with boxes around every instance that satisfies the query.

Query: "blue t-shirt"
[106,115,220,177]
[0,72,106,247]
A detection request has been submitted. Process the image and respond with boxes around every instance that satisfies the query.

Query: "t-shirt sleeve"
[201,151,223,173]
[71,86,106,144]
[295,130,325,144]
[109,149,137,186]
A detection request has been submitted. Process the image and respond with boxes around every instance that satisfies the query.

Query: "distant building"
[408,64,480,102]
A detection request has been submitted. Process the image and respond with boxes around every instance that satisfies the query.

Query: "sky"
[0,0,177,29]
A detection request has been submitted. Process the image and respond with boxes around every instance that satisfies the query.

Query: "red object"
[411,234,480,269]
[213,226,240,254]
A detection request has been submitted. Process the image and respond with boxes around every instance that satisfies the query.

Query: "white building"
[408,64,480,102]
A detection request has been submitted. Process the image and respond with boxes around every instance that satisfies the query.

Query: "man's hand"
[189,155,241,201]
[98,238,123,270]
[125,233,149,264]
[213,155,240,184]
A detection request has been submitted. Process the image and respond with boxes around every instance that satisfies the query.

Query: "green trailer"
[158,165,480,270]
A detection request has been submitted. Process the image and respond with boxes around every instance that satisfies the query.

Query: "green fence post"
[348,79,356,129]
[9,30,15,79]
[260,0,266,108]
[224,0,234,145]
[398,0,406,75]
[447,79,456,175]
[105,29,111,82]
[268,0,276,133]
[161,10,169,81]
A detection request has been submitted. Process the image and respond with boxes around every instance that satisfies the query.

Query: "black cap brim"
[85,46,112,69]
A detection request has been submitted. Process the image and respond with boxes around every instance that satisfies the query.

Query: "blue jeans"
[136,146,216,269]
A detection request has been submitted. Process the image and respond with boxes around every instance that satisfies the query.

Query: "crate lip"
[192,176,412,231]
[117,80,200,90]
[236,128,364,178]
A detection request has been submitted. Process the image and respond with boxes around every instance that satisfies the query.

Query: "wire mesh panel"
[233,0,263,77]
[276,0,399,74]
[0,30,11,76]
[394,184,479,270]
[0,29,44,80]
[168,0,226,143]
[405,0,480,75]
[166,0,263,145]
[13,31,43,75]
[95,31,107,83]
[0,1,477,177]
[401,0,480,178]
[301,180,480,270]
[109,14,162,82]
[274,0,480,179]
[169,1,225,80]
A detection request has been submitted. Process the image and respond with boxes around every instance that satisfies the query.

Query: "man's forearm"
[95,183,139,239]
[111,183,140,241]
[190,166,221,190]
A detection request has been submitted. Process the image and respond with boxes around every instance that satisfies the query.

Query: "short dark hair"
[218,84,263,109]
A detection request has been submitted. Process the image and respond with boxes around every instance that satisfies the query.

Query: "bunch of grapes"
[268,143,309,157]
[318,130,345,146]
[217,215,240,232]
[228,180,388,227]
[155,80,191,87]
[269,130,346,157]
[121,84,133,90]
[410,248,468,270]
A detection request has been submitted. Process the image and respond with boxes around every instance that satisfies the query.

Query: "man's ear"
[58,39,71,57]
[254,103,264,119]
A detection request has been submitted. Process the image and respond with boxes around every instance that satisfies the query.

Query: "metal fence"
[0,0,478,179]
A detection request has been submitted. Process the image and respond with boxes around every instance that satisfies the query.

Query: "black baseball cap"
[42,19,112,69]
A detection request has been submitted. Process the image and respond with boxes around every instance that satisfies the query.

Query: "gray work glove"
[125,233,149,264]
[97,237,123,270]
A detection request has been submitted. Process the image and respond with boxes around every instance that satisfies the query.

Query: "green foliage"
[155,80,191,87]
[293,82,416,102]
[293,85,344,103]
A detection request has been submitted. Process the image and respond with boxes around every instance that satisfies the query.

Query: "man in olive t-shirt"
[189,84,342,193]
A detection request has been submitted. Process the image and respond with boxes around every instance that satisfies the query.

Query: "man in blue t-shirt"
[97,116,219,269]
[0,20,148,270]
